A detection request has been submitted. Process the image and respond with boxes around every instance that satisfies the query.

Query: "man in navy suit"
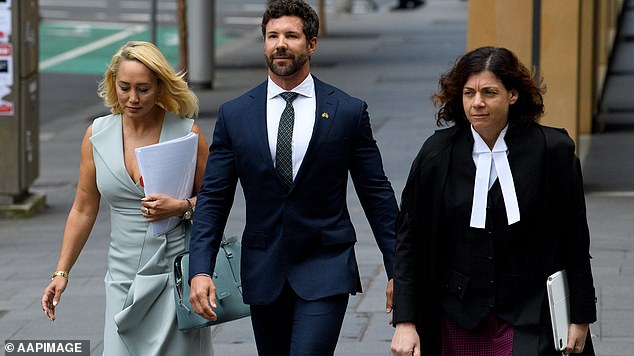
[189,0,398,354]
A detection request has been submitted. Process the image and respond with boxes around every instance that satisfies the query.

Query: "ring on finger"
[145,207,150,215]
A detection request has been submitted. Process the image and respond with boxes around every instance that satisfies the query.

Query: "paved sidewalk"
[1,0,633,355]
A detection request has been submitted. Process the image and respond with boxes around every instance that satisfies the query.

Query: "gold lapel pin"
[321,112,329,119]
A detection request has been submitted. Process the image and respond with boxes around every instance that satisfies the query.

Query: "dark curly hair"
[433,46,545,127]
[262,0,319,41]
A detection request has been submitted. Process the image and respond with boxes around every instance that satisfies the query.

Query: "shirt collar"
[471,124,509,154]
[267,74,315,100]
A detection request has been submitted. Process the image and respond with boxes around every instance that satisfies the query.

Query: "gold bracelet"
[51,271,69,280]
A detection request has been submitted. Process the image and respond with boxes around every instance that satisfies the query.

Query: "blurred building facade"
[467,0,625,144]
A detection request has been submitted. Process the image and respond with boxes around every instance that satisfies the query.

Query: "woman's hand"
[564,323,589,354]
[41,276,68,321]
[386,278,394,324]
[391,322,421,356]
[141,194,188,221]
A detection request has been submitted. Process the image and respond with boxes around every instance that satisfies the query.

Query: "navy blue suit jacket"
[190,77,398,305]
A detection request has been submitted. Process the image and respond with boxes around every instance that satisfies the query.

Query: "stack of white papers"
[135,132,198,236]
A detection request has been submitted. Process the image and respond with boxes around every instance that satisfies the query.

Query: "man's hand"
[564,323,589,354]
[189,275,218,321]
[391,322,421,356]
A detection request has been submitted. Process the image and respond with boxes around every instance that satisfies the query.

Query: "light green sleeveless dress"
[90,114,212,356]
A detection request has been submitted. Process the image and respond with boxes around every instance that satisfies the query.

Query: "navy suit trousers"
[250,283,349,356]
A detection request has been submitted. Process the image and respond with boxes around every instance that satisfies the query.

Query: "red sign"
[0,102,14,115]
[0,43,10,56]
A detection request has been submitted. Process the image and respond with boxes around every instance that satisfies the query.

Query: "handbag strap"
[173,253,192,311]
[218,238,242,291]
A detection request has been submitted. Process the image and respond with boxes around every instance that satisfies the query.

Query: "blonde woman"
[41,41,212,355]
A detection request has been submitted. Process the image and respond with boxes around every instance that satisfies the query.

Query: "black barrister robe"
[393,122,597,355]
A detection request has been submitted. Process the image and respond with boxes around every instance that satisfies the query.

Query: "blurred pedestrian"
[392,0,424,10]
[336,0,379,13]
[390,46,596,355]
[188,0,398,355]
[40,41,212,356]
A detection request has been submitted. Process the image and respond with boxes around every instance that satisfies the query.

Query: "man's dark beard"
[266,49,309,77]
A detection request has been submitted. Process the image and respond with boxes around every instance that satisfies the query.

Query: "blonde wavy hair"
[97,41,199,118]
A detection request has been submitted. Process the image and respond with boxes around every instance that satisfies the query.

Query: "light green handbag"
[173,236,251,331]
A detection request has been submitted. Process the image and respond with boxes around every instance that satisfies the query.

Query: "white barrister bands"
[469,125,520,229]
[471,151,493,228]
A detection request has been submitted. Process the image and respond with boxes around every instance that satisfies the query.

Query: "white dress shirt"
[266,74,316,180]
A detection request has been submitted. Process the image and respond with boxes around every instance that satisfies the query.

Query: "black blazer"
[190,77,398,305]
[393,123,596,355]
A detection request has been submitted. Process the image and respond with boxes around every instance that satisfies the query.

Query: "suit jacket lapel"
[292,77,337,189]
[248,81,277,173]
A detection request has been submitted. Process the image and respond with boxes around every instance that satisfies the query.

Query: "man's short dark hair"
[262,0,320,41]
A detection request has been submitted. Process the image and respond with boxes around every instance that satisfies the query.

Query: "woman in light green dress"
[41,41,213,355]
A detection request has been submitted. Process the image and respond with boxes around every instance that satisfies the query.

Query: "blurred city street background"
[1,0,634,355]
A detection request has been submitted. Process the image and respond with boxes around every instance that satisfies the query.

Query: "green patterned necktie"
[276,92,299,187]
